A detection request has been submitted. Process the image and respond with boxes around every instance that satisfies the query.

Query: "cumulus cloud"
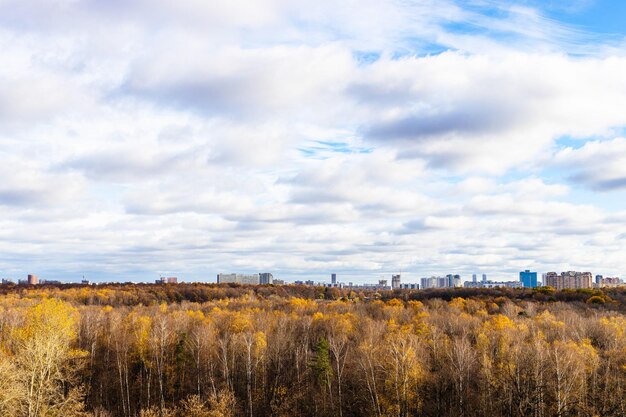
[0,0,626,282]
[355,52,626,174]
[555,138,626,190]
[0,163,85,207]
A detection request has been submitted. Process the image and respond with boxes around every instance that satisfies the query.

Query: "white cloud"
[0,0,626,282]
[356,52,626,174]
[555,137,626,190]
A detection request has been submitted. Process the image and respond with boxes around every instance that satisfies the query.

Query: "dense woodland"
[2,283,626,417]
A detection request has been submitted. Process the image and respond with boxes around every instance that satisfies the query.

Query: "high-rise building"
[545,271,593,290]
[465,280,522,289]
[260,273,274,284]
[391,274,401,289]
[446,274,452,286]
[545,272,558,287]
[605,277,620,284]
[421,275,461,289]
[331,273,337,285]
[27,274,38,285]
[445,274,461,287]
[217,273,260,285]
[472,274,477,283]
[446,274,461,287]
[597,277,623,287]
[520,270,538,288]
[595,275,603,285]
[156,277,178,284]
[482,274,487,283]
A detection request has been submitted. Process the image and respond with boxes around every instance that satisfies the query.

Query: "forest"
[1,282,626,417]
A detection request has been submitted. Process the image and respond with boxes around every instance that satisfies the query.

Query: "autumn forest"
[1,283,626,417]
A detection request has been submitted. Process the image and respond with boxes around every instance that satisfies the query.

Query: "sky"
[1,0,626,283]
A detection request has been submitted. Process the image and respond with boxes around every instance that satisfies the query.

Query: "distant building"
[39,279,62,285]
[392,274,401,290]
[27,274,38,285]
[472,274,477,283]
[482,274,487,283]
[1,278,14,285]
[305,280,315,286]
[595,275,603,285]
[156,277,178,284]
[465,280,522,289]
[81,279,90,285]
[331,274,337,285]
[545,271,593,290]
[421,275,461,289]
[260,273,274,285]
[597,277,624,288]
[447,274,462,287]
[345,281,392,290]
[399,283,419,289]
[520,270,538,288]
[273,279,285,285]
[544,272,558,287]
[217,273,260,285]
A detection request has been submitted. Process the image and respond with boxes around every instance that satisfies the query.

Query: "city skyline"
[2,1,626,282]
[3,268,621,287]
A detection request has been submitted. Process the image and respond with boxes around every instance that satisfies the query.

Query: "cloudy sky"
[1,0,626,283]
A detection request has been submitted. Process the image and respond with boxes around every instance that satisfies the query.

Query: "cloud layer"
[1,0,626,282]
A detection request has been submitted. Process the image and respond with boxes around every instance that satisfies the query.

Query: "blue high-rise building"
[520,270,538,288]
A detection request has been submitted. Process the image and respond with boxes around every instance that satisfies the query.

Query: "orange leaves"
[6,298,86,416]
[253,331,267,357]
[599,316,626,342]
[229,313,254,334]
[534,310,565,340]
[289,297,317,311]
[185,309,206,322]
[314,312,357,338]
[14,297,79,346]
[312,312,324,322]
[484,314,515,332]
[448,297,466,311]
[131,314,152,361]
[386,298,404,308]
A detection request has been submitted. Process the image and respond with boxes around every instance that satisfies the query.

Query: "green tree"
[310,337,334,413]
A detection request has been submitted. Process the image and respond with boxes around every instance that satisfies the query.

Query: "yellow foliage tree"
[12,298,87,417]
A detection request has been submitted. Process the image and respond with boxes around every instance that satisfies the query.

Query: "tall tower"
[482,274,487,283]
[331,273,337,285]
[260,273,274,285]
[392,274,401,289]
[520,270,538,288]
